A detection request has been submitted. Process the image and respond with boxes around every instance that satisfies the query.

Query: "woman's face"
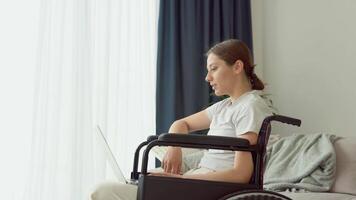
[205,53,239,96]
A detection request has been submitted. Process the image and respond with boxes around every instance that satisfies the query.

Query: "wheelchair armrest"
[158,133,250,149]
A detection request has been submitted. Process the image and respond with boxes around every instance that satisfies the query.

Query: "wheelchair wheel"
[219,190,292,200]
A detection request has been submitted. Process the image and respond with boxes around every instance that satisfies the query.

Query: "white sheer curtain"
[25,0,159,199]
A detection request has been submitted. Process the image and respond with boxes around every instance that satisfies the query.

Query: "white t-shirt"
[199,90,273,171]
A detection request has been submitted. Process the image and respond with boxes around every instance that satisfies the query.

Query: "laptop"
[95,126,137,184]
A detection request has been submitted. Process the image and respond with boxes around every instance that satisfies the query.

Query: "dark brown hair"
[206,39,264,90]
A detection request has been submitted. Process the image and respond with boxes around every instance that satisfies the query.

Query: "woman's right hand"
[162,147,182,174]
[163,111,210,174]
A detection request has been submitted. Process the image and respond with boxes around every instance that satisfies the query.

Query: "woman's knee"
[90,182,118,200]
[90,182,137,200]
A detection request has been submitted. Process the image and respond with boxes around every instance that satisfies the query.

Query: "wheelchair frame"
[130,115,301,200]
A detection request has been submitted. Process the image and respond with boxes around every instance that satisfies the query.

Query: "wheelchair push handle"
[146,135,158,142]
[263,115,301,127]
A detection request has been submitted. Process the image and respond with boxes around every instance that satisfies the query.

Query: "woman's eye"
[211,67,217,71]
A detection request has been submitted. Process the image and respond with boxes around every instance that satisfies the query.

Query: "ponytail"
[249,72,264,90]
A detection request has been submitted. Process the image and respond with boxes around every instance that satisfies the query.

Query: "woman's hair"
[206,39,264,90]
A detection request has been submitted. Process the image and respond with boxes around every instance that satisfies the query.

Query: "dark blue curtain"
[156,0,253,135]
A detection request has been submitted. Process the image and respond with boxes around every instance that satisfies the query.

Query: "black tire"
[219,190,292,200]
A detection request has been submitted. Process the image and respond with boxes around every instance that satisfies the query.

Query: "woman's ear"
[233,60,244,74]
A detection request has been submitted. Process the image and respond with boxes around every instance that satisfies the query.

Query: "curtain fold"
[156,0,253,134]
[25,0,159,199]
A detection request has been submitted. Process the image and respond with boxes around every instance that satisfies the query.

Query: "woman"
[90,39,273,200]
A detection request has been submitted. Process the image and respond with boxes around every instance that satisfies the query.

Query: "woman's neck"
[229,80,252,103]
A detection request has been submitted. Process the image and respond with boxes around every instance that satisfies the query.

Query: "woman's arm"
[163,110,211,174]
[168,110,211,134]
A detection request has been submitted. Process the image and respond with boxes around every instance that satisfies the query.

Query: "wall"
[252,0,356,136]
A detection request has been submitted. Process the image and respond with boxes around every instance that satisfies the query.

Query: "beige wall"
[252,0,356,136]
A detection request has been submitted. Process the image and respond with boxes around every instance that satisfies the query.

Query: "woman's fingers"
[163,159,182,174]
[171,165,177,174]
[176,164,181,174]
[162,147,182,174]
[163,161,168,172]
[171,163,181,174]
[164,162,179,174]
[165,163,171,173]
[163,162,166,172]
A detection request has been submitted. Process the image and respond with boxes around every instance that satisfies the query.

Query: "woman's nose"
[205,72,211,82]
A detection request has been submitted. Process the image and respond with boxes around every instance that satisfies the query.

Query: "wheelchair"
[130,115,301,200]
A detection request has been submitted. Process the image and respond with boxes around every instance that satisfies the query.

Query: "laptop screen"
[96,126,128,184]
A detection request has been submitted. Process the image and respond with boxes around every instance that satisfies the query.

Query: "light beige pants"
[90,167,214,200]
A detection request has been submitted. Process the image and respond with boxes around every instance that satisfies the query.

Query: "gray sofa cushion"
[279,192,356,200]
[331,137,356,195]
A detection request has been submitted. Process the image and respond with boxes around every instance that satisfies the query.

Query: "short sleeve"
[205,99,227,120]
[233,102,271,136]
[205,103,218,121]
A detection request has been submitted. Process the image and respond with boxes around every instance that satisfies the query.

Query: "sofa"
[278,136,356,200]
